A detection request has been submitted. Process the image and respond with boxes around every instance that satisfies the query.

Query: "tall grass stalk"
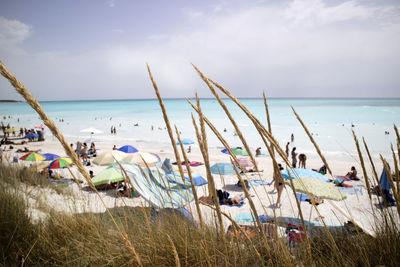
[190,102,228,262]
[191,65,276,224]
[391,144,400,197]
[352,130,372,200]
[0,60,142,266]
[175,125,204,229]
[146,64,186,185]
[291,106,333,178]
[362,137,380,187]
[187,97,274,258]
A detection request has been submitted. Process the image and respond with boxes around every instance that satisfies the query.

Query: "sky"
[0,0,399,101]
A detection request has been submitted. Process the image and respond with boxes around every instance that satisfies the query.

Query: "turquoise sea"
[1,98,399,159]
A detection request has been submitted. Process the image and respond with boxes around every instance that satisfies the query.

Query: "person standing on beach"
[285,142,290,157]
[291,133,294,143]
[291,147,297,168]
[270,172,285,208]
[299,153,306,168]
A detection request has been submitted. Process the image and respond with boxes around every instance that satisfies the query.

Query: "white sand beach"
[2,134,397,236]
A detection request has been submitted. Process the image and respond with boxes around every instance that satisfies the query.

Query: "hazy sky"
[0,0,399,101]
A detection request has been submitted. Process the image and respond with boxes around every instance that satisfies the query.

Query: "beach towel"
[199,195,214,205]
[296,193,309,202]
[172,161,203,167]
[235,212,254,223]
[114,162,194,208]
[235,213,269,223]
[339,185,363,195]
[335,176,351,181]
[249,179,272,187]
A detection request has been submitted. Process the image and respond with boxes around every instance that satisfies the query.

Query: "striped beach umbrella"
[48,158,73,169]
[42,153,60,161]
[287,177,346,201]
[234,157,254,168]
[20,152,45,161]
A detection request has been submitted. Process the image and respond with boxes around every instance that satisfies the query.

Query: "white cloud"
[1,1,400,100]
[107,0,115,8]
[0,16,31,47]
[112,29,124,34]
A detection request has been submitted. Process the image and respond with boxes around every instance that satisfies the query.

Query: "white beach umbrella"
[80,127,104,134]
[123,152,159,165]
[93,150,127,166]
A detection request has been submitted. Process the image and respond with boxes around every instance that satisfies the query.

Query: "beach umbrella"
[210,163,239,175]
[92,167,125,186]
[30,161,50,171]
[80,127,103,134]
[221,147,249,156]
[118,145,139,153]
[42,153,60,161]
[93,150,127,166]
[234,157,254,168]
[176,138,194,145]
[35,125,46,129]
[20,152,45,161]
[281,168,330,182]
[379,163,391,191]
[287,177,346,201]
[4,127,19,133]
[23,133,39,139]
[123,152,159,165]
[48,158,73,169]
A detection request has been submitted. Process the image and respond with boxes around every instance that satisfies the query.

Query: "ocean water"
[1,98,399,159]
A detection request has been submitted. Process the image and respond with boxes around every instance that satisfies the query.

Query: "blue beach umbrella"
[118,145,138,153]
[42,153,60,161]
[379,163,391,191]
[176,138,194,145]
[210,163,239,175]
[23,133,39,139]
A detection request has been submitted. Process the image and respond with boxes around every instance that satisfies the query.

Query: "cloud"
[0,16,31,47]
[283,0,377,26]
[107,0,115,8]
[112,29,124,34]
[1,1,400,101]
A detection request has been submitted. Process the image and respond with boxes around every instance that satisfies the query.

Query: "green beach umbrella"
[92,167,125,186]
[221,147,249,156]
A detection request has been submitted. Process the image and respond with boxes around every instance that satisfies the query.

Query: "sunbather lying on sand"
[16,147,41,153]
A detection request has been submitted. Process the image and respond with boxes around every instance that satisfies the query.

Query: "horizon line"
[3,96,400,103]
